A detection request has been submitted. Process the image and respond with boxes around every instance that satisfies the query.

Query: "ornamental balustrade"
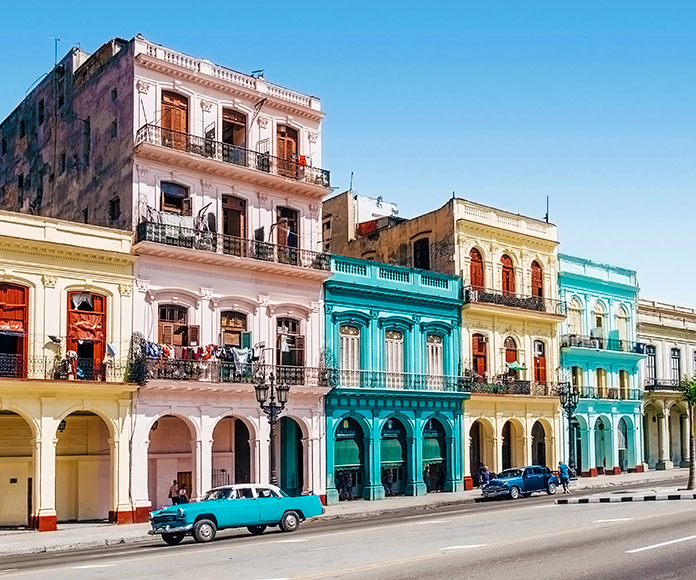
[579,386,642,401]
[560,334,647,354]
[0,353,128,382]
[644,378,682,392]
[464,286,567,316]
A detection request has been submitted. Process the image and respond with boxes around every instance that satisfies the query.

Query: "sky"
[1,2,694,305]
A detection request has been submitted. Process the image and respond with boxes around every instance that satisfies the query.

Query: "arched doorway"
[668,404,687,466]
[0,411,33,526]
[56,411,111,522]
[643,404,660,468]
[212,417,252,487]
[531,421,547,467]
[280,417,304,497]
[470,419,495,484]
[594,417,612,474]
[148,415,195,509]
[617,417,629,472]
[501,420,523,470]
[381,418,407,495]
[422,418,446,492]
[333,417,365,500]
[504,337,518,378]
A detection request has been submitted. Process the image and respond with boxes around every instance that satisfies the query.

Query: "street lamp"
[559,383,580,472]
[254,373,291,486]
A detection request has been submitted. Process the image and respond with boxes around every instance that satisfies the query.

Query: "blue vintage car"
[149,484,324,545]
[481,466,559,500]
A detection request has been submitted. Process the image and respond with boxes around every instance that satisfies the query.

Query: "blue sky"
[1,2,694,305]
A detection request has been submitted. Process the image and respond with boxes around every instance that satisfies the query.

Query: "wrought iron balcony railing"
[464,286,567,316]
[579,386,642,401]
[135,124,330,188]
[0,353,128,382]
[333,369,466,392]
[644,378,681,392]
[147,360,333,387]
[462,376,564,396]
[135,221,331,271]
[560,334,647,354]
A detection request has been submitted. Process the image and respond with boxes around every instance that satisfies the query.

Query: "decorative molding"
[173,80,182,89]
[135,279,150,293]
[310,301,321,314]
[257,117,269,129]
[200,99,214,112]
[170,171,179,182]
[286,115,294,125]
[309,204,320,218]
[308,132,319,143]
[257,192,268,205]
[118,284,132,297]
[135,164,149,177]
[41,274,57,288]
[233,98,242,109]
[83,279,94,291]
[258,294,270,307]
[200,179,212,191]
[324,304,334,315]
[200,287,213,300]
[136,79,151,94]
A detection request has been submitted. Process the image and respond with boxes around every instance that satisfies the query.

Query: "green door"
[281,417,303,496]
[334,418,365,498]
[381,418,406,494]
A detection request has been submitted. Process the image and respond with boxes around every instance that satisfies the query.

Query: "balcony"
[147,360,332,388]
[135,124,330,191]
[463,286,567,317]
[466,379,563,397]
[333,369,466,392]
[135,221,330,273]
[561,334,647,354]
[579,386,642,401]
[0,353,128,383]
[644,379,681,392]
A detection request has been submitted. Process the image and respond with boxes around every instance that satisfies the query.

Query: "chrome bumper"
[481,487,509,497]
[148,523,193,535]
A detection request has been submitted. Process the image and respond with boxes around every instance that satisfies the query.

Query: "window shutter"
[160,324,174,344]
[296,336,305,367]
[182,198,192,217]
[189,325,200,346]
[241,331,252,349]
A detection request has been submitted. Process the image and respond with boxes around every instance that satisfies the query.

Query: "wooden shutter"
[296,336,305,367]
[531,261,543,297]
[188,325,200,347]
[534,357,547,382]
[181,198,192,217]
[162,92,188,132]
[241,331,252,349]
[160,324,174,344]
[501,255,515,294]
[470,249,484,289]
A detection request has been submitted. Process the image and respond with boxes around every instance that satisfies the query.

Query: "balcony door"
[340,325,361,387]
[67,292,106,380]
[504,336,518,378]
[472,334,487,380]
[533,340,546,383]
[222,195,247,256]
[222,109,247,165]
[501,255,515,295]
[161,91,188,150]
[0,283,28,378]
[531,261,543,297]
[277,125,298,178]
[385,330,405,388]
[276,317,304,367]
[469,248,484,289]
[276,207,299,265]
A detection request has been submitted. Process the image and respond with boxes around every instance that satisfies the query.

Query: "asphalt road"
[2,488,696,579]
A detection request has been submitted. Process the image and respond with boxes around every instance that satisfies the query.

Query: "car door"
[228,486,260,528]
[529,467,544,491]
[255,487,286,525]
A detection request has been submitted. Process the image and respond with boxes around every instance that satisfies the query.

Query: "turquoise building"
[324,257,469,503]
[558,254,646,476]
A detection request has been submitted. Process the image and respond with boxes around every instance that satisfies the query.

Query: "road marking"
[0,570,19,575]
[414,519,452,525]
[594,518,634,523]
[71,564,116,569]
[275,538,307,543]
[440,544,487,551]
[626,534,696,554]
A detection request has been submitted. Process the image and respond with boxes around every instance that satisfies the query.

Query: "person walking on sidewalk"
[168,479,180,505]
[558,461,571,494]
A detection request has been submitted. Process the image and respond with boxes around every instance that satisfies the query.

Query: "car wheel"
[162,533,185,546]
[547,482,557,495]
[192,519,217,543]
[509,486,520,500]
[279,511,300,532]
[247,525,267,535]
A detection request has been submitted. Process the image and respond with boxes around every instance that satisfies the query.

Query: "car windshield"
[497,469,522,478]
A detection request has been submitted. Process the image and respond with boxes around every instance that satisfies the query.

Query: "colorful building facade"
[558,254,645,476]
[324,257,467,503]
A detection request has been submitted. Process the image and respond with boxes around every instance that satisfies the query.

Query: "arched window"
[161,91,189,150]
[504,336,518,377]
[615,306,629,347]
[277,317,304,367]
[619,370,629,399]
[533,340,546,382]
[596,368,607,397]
[593,302,606,335]
[0,283,28,378]
[501,255,515,295]
[472,333,487,380]
[531,261,543,297]
[426,334,444,376]
[159,304,197,347]
[385,330,404,374]
[340,326,361,372]
[68,292,107,379]
[571,366,583,388]
[221,311,248,347]
[470,248,484,289]
[568,297,583,335]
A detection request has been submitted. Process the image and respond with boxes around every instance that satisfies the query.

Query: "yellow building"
[323,194,566,481]
[0,211,135,530]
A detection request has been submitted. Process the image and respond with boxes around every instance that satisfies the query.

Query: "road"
[2,491,696,579]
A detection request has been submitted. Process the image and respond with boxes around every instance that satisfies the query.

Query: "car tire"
[279,511,300,532]
[192,519,217,543]
[509,486,520,500]
[247,525,267,535]
[547,482,557,495]
[162,533,185,546]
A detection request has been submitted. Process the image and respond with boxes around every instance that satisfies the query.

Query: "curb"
[557,492,696,505]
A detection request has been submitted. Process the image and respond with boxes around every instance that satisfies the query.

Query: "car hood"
[152,500,212,517]
[486,478,515,487]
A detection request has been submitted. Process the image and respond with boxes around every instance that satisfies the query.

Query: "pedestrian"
[558,461,571,494]
[436,465,446,492]
[337,473,345,501]
[168,479,179,505]
[477,463,487,487]
[423,466,430,492]
[383,469,394,496]
[342,473,354,501]
[178,483,189,504]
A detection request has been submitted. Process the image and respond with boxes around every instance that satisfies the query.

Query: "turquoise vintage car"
[149,484,324,545]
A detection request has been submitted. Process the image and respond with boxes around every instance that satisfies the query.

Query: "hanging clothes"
[231,347,252,373]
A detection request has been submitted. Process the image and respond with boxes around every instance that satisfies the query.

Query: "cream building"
[0,211,135,530]
[638,299,695,470]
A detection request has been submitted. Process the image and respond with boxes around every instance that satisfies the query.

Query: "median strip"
[557,491,696,505]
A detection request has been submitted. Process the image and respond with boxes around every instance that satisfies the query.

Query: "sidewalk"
[0,468,688,558]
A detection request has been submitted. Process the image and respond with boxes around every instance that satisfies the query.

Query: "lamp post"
[559,383,580,472]
[254,373,291,486]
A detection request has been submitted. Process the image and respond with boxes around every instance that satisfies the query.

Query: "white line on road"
[0,570,19,575]
[440,544,487,551]
[594,518,634,523]
[626,534,696,554]
[414,519,452,525]
[71,564,116,569]
[275,539,307,543]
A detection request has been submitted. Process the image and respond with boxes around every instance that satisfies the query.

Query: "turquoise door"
[228,488,259,527]
[281,417,303,496]
[256,488,286,524]
[381,418,407,494]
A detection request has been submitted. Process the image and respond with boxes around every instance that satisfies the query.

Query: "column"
[586,424,597,477]
[191,438,204,498]
[680,414,690,468]
[363,434,384,500]
[523,435,532,466]
[494,436,502,473]
[326,417,339,504]
[405,433,426,496]
[112,400,135,523]
[131,433,152,522]
[610,417,621,475]
[35,432,57,531]
[301,436,312,495]
[656,413,674,470]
